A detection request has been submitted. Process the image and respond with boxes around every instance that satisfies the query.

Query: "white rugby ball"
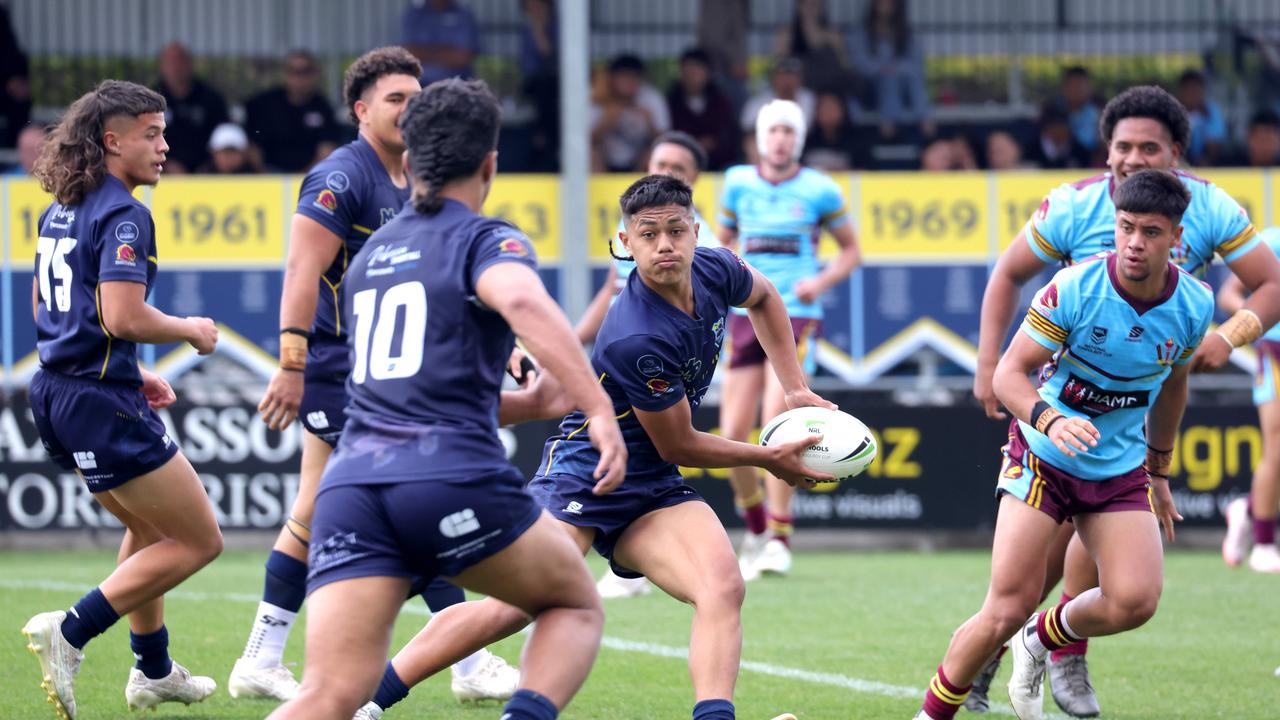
[759,407,877,483]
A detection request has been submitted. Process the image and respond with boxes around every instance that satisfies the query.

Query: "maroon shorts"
[726,314,821,371]
[996,421,1153,524]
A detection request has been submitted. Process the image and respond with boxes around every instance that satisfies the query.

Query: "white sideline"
[1,577,1065,718]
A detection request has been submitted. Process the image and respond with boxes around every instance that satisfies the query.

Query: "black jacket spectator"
[0,5,31,148]
[667,49,739,170]
[244,51,339,172]
[155,42,229,173]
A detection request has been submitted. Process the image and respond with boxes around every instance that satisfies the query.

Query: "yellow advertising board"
[857,172,988,260]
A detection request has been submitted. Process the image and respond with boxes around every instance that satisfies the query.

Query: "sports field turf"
[1,549,1274,719]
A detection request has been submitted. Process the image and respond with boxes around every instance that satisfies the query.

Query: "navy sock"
[421,577,465,613]
[501,688,558,720]
[372,661,411,710]
[693,698,735,720]
[130,625,173,680]
[59,587,120,650]
[263,550,308,612]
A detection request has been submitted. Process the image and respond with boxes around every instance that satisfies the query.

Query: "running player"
[22,80,222,719]
[266,78,627,720]
[966,85,1280,715]
[576,130,718,600]
[235,47,517,703]
[914,169,1211,720]
[718,99,861,581]
[350,175,824,720]
[1220,227,1280,573]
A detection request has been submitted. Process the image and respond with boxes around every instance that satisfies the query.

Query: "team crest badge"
[498,237,529,257]
[1090,326,1108,345]
[1039,282,1059,310]
[315,189,338,213]
[1156,337,1179,366]
[646,378,672,395]
[115,244,137,264]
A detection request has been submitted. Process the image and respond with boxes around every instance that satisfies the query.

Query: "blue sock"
[693,698,735,720]
[421,577,465,613]
[263,550,308,612]
[501,689,558,720]
[372,661,411,710]
[130,625,173,680]
[59,587,120,650]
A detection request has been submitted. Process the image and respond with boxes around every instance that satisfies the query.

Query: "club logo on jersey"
[1127,326,1145,341]
[636,355,664,377]
[380,207,397,225]
[681,358,703,382]
[712,317,726,345]
[305,411,329,429]
[498,237,529,257]
[439,508,481,538]
[324,170,350,193]
[1155,337,1180,366]
[115,243,137,265]
[1058,374,1149,417]
[1038,283,1059,311]
[1035,196,1050,222]
[1090,326,1108,345]
[646,378,673,395]
[114,221,139,243]
[314,189,338,214]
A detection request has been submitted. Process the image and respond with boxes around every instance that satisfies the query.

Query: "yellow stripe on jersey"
[1179,347,1195,361]
[1026,308,1068,344]
[95,284,113,380]
[1216,224,1257,256]
[820,207,847,225]
[352,223,373,235]
[1029,455,1046,509]
[1028,223,1064,261]
[544,373,620,475]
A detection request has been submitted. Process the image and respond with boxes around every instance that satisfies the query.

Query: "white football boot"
[738,531,767,581]
[22,611,83,720]
[451,650,520,702]
[125,661,216,711]
[1007,615,1047,720]
[1222,497,1252,567]
[1249,544,1280,573]
[227,657,299,701]
[352,701,384,719]
[752,538,793,577]
[596,568,652,599]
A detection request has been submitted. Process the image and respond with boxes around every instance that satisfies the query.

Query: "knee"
[1108,589,1160,630]
[693,566,746,615]
[981,596,1039,641]
[193,528,223,566]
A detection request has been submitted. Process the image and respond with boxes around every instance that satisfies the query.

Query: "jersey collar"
[1106,253,1179,316]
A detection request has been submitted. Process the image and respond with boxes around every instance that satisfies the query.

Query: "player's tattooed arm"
[975,232,1051,419]
[993,331,1100,457]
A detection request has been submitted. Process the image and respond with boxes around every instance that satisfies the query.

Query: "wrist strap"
[1216,309,1263,349]
[1030,400,1064,435]
[279,331,308,371]
[281,326,312,340]
[1146,444,1173,477]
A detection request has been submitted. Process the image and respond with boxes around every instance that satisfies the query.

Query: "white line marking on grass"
[1,578,1064,718]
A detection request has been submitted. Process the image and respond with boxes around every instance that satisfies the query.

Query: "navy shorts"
[29,369,179,493]
[306,470,543,595]
[299,337,349,446]
[527,472,703,579]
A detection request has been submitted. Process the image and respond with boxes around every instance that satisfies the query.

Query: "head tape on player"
[755,99,807,161]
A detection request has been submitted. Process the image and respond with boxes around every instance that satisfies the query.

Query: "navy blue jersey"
[322,199,538,486]
[541,247,754,481]
[294,135,410,339]
[34,175,158,387]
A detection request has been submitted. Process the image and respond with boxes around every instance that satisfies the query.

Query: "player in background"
[915,169,1210,720]
[576,130,719,599]
[238,47,517,703]
[966,85,1280,715]
[351,175,824,720]
[718,99,861,581]
[267,78,627,720]
[22,80,222,719]
[1220,227,1280,573]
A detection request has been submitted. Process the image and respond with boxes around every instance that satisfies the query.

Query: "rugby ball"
[759,407,877,483]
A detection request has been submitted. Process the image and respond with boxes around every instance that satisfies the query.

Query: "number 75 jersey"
[34,175,158,388]
[330,198,538,486]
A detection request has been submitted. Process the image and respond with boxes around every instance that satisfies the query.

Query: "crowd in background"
[2,0,1280,177]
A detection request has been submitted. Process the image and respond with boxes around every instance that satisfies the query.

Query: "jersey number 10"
[36,236,78,313]
[350,282,427,384]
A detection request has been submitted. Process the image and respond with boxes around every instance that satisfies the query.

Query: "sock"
[736,489,767,536]
[1030,599,1084,658]
[422,577,466,613]
[1254,517,1277,546]
[453,648,488,677]
[692,698,735,720]
[767,512,793,548]
[242,551,307,669]
[372,661,411,711]
[1049,592,1088,661]
[130,625,173,680]
[921,664,970,720]
[59,587,120,650]
[501,688,558,720]
[995,644,1009,661]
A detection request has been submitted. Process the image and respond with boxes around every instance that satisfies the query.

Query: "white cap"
[208,123,248,152]
[755,99,806,161]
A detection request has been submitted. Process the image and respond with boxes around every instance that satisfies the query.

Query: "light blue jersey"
[1025,171,1259,278]
[1019,254,1214,480]
[717,165,849,319]
[613,209,716,291]
[1261,228,1280,343]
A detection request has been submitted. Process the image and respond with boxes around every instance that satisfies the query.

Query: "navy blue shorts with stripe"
[299,337,349,446]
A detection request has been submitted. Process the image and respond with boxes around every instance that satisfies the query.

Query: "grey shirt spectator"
[401,0,479,86]
[848,0,932,137]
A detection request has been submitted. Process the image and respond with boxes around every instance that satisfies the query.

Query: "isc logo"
[72,451,97,470]
[306,411,329,429]
[439,509,481,538]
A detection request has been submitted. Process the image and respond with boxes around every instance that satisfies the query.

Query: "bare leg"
[273,432,333,561]
[1252,400,1280,526]
[761,366,796,530]
[720,365,765,505]
[1065,511,1164,637]
[1040,522,1075,601]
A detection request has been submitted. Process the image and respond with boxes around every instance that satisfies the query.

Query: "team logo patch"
[114,221,139,243]
[1039,283,1059,311]
[1128,326,1145,341]
[380,207,397,225]
[1090,326,1108,345]
[115,244,137,264]
[680,358,703,382]
[1156,337,1180,366]
[498,237,529,257]
[1035,196,1050,222]
[636,355,664,377]
[646,378,673,395]
[324,170,350,193]
[712,317,726,345]
[314,189,338,213]
[1059,373,1149,417]
[439,509,480,538]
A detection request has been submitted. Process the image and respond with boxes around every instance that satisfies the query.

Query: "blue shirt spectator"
[401,0,480,86]
[1178,69,1227,166]
[1048,66,1102,153]
[519,0,556,78]
[848,0,932,138]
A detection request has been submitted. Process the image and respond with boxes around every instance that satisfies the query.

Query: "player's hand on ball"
[185,316,218,355]
[588,413,628,495]
[139,368,176,409]
[1189,333,1232,373]
[1047,416,1099,457]
[258,369,304,431]
[1149,476,1183,542]
[784,387,837,412]
[767,432,837,489]
[972,371,1006,420]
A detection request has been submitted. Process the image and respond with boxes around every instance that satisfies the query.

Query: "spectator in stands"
[0,4,31,149]
[984,129,1030,170]
[803,91,868,171]
[1028,102,1091,169]
[3,124,44,175]
[668,48,738,170]
[197,123,262,175]
[848,0,933,140]
[1047,66,1102,156]
[244,50,339,173]
[740,57,816,162]
[1178,69,1227,166]
[920,135,976,171]
[155,42,229,174]
[520,0,559,170]
[1226,109,1280,168]
[697,0,751,117]
[401,0,479,86]
[590,54,671,172]
[776,0,855,96]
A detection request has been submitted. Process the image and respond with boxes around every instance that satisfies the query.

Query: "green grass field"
[1,549,1274,719]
